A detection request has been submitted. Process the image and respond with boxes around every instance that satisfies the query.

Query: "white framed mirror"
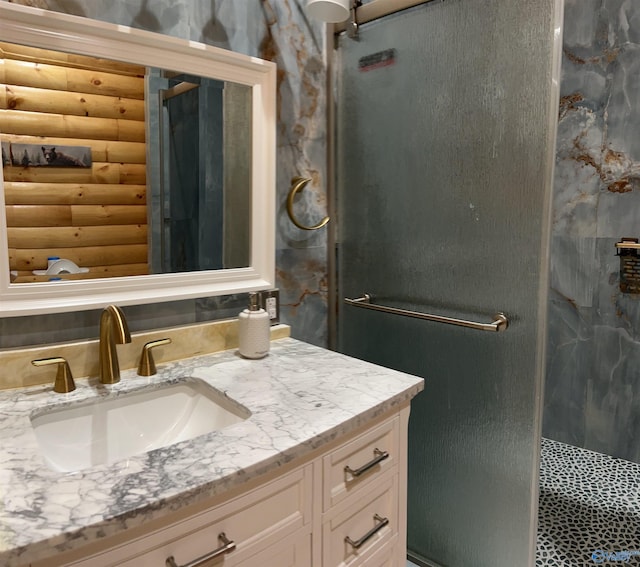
[0,2,275,317]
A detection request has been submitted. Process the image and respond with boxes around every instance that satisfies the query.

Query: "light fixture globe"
[306,0,350,23]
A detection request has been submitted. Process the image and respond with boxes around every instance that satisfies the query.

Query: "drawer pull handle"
[345,514,389,549]
[344,448,389,478]
[165,532,236,567]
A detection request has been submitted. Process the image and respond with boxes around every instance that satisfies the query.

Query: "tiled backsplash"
[0,319,290,390]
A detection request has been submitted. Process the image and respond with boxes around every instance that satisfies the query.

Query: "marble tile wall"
[544,0,640,463]
[0,0,329,349]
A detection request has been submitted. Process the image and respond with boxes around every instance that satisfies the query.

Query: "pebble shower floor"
[408,439,640,566]
[536,438,640,566]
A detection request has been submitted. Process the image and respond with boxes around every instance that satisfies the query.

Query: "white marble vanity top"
[0,337,423,566]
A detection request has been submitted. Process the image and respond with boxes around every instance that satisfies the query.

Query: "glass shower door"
[335,1,562,565]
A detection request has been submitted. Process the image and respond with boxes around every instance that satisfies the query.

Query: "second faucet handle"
[31,357,76,393]
[137,338,172,376]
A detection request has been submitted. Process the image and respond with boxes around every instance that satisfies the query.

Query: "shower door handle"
[344,294,509,332]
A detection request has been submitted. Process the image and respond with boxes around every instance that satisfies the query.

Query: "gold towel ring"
[286,176,330,231]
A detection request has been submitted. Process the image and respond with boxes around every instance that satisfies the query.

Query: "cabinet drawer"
[365,537,400,567]
[323,416,399,511]
[236,530,311,567]
[322,474,398,567]
[72,465,311,567]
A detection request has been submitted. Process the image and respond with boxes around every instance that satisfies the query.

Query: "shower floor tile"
[537,438,640,566]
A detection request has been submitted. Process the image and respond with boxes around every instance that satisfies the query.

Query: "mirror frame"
[0,3,275,317]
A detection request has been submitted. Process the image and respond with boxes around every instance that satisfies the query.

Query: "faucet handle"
[31,357,76,393]
[137,338,172,376]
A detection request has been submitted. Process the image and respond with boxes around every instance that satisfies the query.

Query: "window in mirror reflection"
[0,41,252,284]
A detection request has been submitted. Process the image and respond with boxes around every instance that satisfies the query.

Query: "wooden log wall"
[0,41,148,283]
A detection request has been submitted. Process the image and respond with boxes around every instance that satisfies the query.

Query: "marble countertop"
[0,337,423,566]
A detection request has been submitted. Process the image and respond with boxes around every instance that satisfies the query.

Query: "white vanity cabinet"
[34,405,410,567]
[61,464,314,567]
[321,413,404,567]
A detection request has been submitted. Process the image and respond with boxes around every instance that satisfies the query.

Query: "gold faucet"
[99,305,131,384]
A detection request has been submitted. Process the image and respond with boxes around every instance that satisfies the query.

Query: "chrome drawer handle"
[345,514,389,549]
[344,448,389,478]
[165,532,236,567]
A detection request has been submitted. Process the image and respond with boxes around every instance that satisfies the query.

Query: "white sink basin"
[30,378,250,472]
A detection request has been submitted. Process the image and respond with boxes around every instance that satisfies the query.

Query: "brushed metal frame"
[334,0,444,34]
[344,294,509,332]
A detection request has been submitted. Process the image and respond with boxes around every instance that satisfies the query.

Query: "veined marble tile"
[597,186,640,236]
[563,0,602,51]
[546,0,640,464]
[276,246,328,347]
[187,0,267,55]
[559,59,607,111]
[542,293,592,447]
[585,324,640,462]
[552,106,602,236]
[549,236,597,307]
[605,44,640,163]
[263,1,329,252]
[600,0,640,46]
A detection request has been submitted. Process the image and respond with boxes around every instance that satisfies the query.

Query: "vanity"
[0,334,423,567]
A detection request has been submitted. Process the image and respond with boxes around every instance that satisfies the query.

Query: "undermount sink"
[30,378,250,472]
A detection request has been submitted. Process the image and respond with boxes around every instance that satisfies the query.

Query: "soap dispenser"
[238,292,270,359]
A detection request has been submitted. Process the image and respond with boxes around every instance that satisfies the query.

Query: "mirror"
[0,3,275,316]
[2,44,253,281]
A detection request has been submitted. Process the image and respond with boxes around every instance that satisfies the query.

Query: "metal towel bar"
[344,293,509,333]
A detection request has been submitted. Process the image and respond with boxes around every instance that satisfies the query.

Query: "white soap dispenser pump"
[238,292,270,359]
